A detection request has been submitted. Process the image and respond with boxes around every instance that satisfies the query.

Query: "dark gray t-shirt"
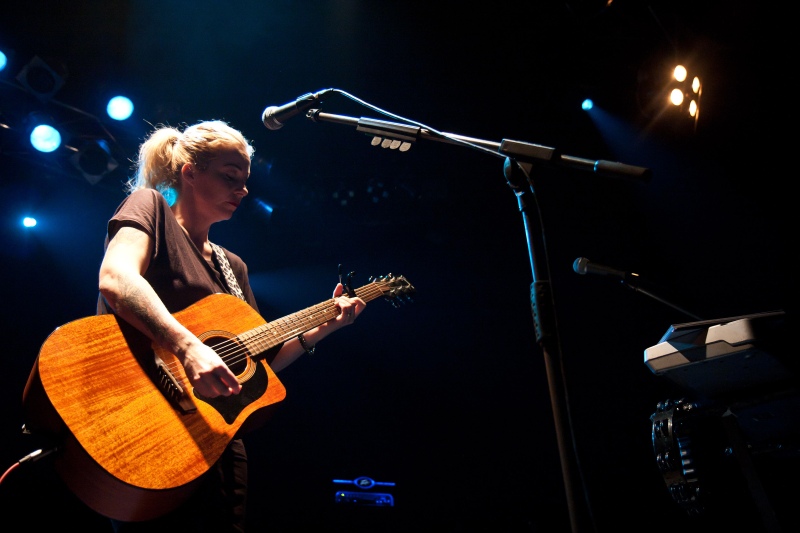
[96,188,258,315]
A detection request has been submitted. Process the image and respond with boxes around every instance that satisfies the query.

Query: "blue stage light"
[107,95,134,120]
[30,124,61,152]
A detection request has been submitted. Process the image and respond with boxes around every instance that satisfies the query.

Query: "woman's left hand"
[332,282,365,325]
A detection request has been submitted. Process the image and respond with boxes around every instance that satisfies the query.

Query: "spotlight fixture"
[68,138,118,184]
[15,55,68,102]
[23,111,62,153]
[106,95,134,121]
[636,57,702,135]
[669,64,701,129]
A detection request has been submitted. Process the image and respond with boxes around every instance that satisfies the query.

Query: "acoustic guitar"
[22,274,414,522]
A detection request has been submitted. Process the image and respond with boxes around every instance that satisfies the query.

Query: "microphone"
[262,89,334,130]
[572,257,632,280]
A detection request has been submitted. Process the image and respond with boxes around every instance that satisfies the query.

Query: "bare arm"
[98,225,241,398]
[269,282,366,372]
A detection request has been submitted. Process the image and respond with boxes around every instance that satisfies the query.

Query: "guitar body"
[22,293,287,522]
[22,274,414,522]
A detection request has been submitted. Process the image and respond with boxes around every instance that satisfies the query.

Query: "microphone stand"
[306,109,651,533]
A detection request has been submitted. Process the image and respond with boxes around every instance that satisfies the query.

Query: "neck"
[173,208,211,259]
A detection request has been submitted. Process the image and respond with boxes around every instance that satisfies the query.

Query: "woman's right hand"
[179,341,242,398]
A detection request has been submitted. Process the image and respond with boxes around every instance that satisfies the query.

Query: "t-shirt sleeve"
[97,189,169,315]
[106,189,168,255]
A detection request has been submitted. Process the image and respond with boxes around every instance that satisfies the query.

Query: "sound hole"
[204,335,249,375]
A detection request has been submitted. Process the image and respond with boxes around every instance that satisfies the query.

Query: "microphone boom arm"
[307,110,651,182]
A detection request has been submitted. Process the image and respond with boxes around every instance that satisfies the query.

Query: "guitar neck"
[241,283,388,357]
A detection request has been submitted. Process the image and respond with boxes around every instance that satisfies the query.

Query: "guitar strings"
[161,282,398,380]
[162,298,341,375]
[210,282,397,366]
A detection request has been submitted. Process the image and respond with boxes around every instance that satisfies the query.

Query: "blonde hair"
[125,120,255,194]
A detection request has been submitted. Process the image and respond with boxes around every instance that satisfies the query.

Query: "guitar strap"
[209,242,246,301]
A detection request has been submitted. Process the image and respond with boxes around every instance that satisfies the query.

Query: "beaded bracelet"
[297,333,316,356]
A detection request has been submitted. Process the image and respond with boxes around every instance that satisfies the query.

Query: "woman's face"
[189,146,251,221]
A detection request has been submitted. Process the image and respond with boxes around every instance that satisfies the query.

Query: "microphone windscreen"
[573,257,588,275]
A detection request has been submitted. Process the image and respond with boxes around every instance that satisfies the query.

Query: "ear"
[180,163,196,186]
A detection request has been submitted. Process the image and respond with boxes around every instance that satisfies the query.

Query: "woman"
[97,120,365,531]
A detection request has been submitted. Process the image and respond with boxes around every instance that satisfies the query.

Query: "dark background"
[0,1,794,532]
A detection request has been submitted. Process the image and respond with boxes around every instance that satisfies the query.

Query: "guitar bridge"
[155,357,197,414]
